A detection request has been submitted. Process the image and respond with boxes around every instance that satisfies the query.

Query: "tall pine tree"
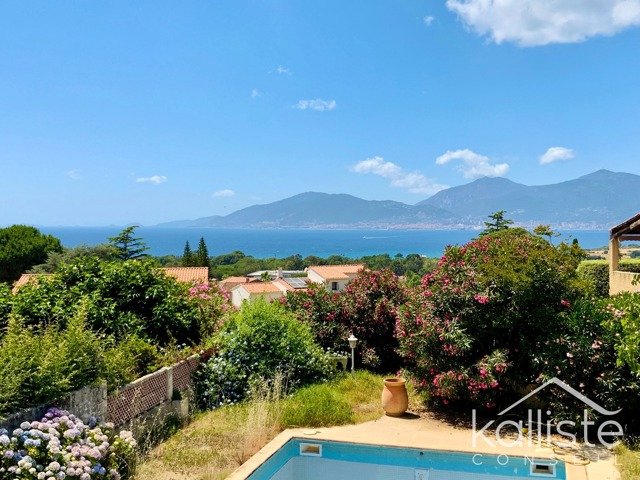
[196,237,210,269]
[182,241,194,266]
[108,226,149,260]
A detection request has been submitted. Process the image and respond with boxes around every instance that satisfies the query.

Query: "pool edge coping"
[226,417,611,480]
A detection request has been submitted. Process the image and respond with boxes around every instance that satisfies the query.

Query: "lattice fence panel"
[107,369,169,426]
[173,355,200,392]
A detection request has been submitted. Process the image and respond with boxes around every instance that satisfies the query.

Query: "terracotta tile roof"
[307,264,365,280]
[234,282,282,293]
[12,273,51,293]
[161,267,209,284]
[219,276,254,291]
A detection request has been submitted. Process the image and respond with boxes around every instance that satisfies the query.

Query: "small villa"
[609,212,640,295]
[306,264,364,292]
[230,277,308,307]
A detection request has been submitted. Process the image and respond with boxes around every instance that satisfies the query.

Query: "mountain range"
[158,169,640,229]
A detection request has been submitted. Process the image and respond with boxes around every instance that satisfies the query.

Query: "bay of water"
[39,227,609,259]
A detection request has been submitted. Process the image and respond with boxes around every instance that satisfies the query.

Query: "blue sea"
[38,227,609,259]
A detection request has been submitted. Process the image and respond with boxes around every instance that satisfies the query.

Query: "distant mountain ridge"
[158,170,640,229]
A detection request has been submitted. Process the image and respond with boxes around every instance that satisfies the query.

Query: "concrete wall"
[610,270,640,295]
[307,270,350,292]
[231,287,284,307]
[0,384,107,432]
[609,238,640,295]
[307,269,325,285]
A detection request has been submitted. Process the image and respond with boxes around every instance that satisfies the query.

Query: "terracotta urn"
[381,378,408,417]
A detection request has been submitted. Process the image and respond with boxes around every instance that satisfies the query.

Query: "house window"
[331,281,338,291]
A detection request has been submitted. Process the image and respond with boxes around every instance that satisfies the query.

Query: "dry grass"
[615,441,640,480]
[134,372,415,480]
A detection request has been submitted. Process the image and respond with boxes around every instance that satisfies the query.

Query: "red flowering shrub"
[188,281,232,338]
[280,283,347,351]
[397,228,583,411]
[340,269,407,370]
[283,269,407,371]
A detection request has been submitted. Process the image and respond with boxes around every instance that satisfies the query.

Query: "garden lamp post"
[348,334,358,373]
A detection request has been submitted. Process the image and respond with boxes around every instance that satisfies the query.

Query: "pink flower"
[591,340,602,349]
[479,368,487,378]
[566,352,574,358]
[560,299,570,308]
[474,294,489,304]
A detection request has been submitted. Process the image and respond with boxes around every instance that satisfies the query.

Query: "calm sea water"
[38,227,609,259]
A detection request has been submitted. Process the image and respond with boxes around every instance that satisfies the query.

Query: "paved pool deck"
[228,413,620,480]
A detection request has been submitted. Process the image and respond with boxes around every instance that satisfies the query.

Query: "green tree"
[108,226,149,260]
[196,237,210,269]
[0,225,63,283]
[533,224,560,245]
[182,241,195,267]
[480,210,513,236]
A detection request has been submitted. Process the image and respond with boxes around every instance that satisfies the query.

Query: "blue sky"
[1,1,639,226]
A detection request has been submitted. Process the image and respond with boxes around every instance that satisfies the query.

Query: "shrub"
[283,269,407,371]
[0,283,11,334]
[340,269,407,370]
[397,229,583,411]
[604,293,640,375]
[0,407,137,479]
[196,300,331,409]
[0,307,104,416]
[102,335,162,390]
[532,298,639,430]
[11,259,200,346]
[280,283,346,352]
[188,282,232,339]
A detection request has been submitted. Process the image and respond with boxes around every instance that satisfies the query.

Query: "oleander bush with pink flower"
[397,228,585,411]
[283,269,407,371]
[0,408,136,480]
[532,297,640,431]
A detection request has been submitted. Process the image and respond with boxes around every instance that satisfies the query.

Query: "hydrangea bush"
[0,408,136,480]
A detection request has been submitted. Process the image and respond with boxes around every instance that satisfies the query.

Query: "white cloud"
[213,189,235,198]
[436,149,509,179]
[423,15,435,26]
[446,0,640,46]
[67,169,82,180]
[136,175,167,185]
[352,156,448,195]
[539,147,575,165]
[276,65,291,75]
[295,99,336,111]
[251,89,260,98]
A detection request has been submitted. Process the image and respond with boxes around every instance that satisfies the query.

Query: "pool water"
[246,439,566,480]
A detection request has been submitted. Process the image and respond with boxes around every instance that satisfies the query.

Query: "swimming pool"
[246,438,566,480]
